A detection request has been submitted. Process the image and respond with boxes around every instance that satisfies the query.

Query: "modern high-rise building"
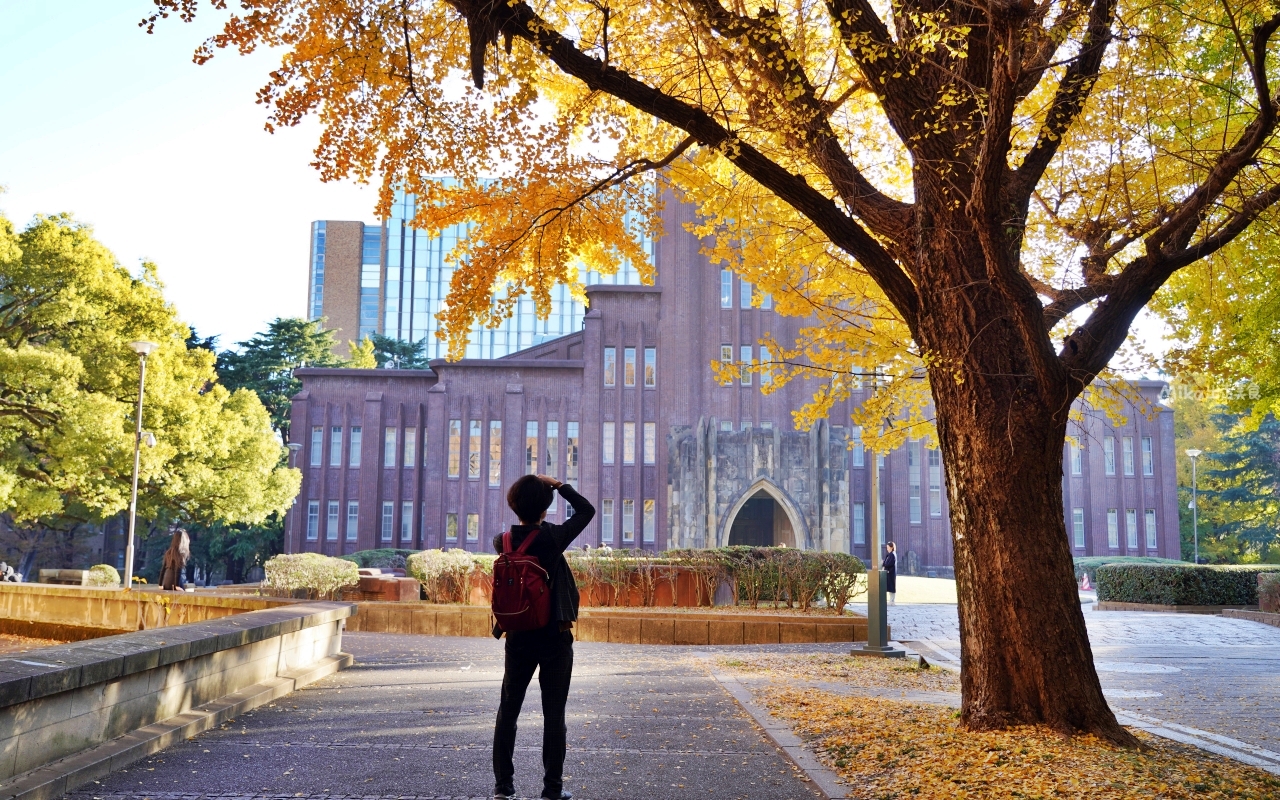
[307,220,383,354]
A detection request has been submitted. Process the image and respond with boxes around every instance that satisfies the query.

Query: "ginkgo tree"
[149,0,1280,741]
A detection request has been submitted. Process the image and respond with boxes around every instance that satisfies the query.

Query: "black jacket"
[491,484,595,637]
[883,551,897,593]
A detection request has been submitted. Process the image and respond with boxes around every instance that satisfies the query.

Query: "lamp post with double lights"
[1186,448,1203,563]
[123,341,159,590]
[286,442,303,554]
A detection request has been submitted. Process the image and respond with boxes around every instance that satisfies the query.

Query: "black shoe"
[494,791,514,799]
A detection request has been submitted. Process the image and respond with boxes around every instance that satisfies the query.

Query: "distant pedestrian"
[159,527,190,591]
[884,542,897,606]
[492,474,595,800]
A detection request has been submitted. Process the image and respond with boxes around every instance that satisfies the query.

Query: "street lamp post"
[123,341,158,590]
[1186,448,1203,564]
[286,443,303,554]
[853,443,905,659]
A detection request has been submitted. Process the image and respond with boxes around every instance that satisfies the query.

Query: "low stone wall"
[1223,609,1280,628]
[345,602,872,644]
[1094,601,1258,614]
[0,601,354,800]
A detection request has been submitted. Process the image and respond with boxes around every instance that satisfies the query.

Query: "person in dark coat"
[492,474,595,800]
[883,541,897,606]
[159,528,190,591]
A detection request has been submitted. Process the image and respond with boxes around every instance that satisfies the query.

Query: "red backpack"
[491,530,553,633]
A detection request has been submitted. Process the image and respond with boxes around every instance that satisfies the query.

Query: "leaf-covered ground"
[0,633,63,654]
[762,686,1280,799]
[719,651,961,693]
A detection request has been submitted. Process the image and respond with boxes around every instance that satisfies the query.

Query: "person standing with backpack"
[491,473,595,800]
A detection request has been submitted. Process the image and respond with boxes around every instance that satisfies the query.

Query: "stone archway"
[721,480,807,549]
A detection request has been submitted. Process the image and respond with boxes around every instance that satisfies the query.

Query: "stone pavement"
[65,633,826,800]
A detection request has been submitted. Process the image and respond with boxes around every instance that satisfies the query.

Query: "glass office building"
[309,221,327,322]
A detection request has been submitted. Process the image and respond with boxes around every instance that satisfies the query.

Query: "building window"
[349,426,361,468]
[446,513,458,541]
[721,270,733,308]
[928,448,943,517]
[448,420,462,478]
[346,501,359,541]
[404,428,416,468]
[761,292,772,310]
[603,347,616,387]
[762,421,773,430]
[1070,442,1082,476]
[622,499,635,543]
[489,421,502,486]
[401,502,413,542]
[381,501,394,542]
[1104,437,1116,476]
[468,420,482,480]
[624,347,636,386]
[1072,508,1085,549]
[623,422,636,465]
[310,426,323,467]
[602,421,616,464]
[644,347,656,387]
[643,499,655,543]
[879,501,886,539]
[852,426,864,468]
[740,345,752,385]
[467,513,479,542]
[327,500,340,541]
[853,502,865,545]
[526,421,539,473]
[720,420,732,432]
[601,499,614,543]
[1122,436,1134,475]
[546,421,559,478]
[566,422,579,481]
[1145,509,1158,550]
[384,427,397,468]
[1107,509,1119,548]
[306,500,319,540]
[720,345,733,382]
[908,441,922,524]
[1142,437,1153,476]
[760,346,773,385]
[741,420,751,431]
[329,427,342,467]
[1125,508,1138,549]
[740,278,752,308]
[643,422,656,465]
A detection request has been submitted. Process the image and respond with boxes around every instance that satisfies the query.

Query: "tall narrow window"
[644,347,656,387]
[466,513,479,542]
[1142,437,1154,475]
[603,347,617,387]
[384,427,397,468]
[346,501,359,541]
[740,345,753,385]
[1126,508,1138,549]
[403,428,416,468]
[623,422,636,464]
[401,502,413,542]
[1122,436,1134,475]
[1145,509,1158,549]
[306,501,319,540]
[445,513,458,541]
[1072,508,1085,549]
[720,345,733,382]
[879,501,886,539]
[852,426,865,467]
[381,501,394,542]
[1104,437,1116,475]
[740,278,752,308]
[928,448,943,517]
[546,421,559,477]
[601,499,615,543]
[1070,442,1083,475]
[853,503,866,545]
[622,499,635,543]
[720,270,733,308]
[761,292,773,310]
[468,420,482,480]
[1107,509,1119,548]
[643,422,656,465]
[566,422,579,481]
[310,426,323,467]
[760,346,773,385]
[643,499,655,543]
[624,347,636,386]
[602,422,616,464]
[447,420,461,477]
[908,441,922,524]
[348,426,361,467]
[330,427,342,467]
[327,500,340,540]
[488,421,502,486]
[525,421,539,473]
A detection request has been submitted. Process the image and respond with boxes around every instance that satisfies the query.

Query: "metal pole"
[853,446,903,658]
[123,353,148,590]
[1192,455,1199,564]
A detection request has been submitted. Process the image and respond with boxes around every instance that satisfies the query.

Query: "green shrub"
[1096,563,1280,606]
[1073,556,1184,584]
[263,553,359,599]
[406,549,478,603]
[85,564,120,587]
[338,548,416,570]
[1260,573,1280,614]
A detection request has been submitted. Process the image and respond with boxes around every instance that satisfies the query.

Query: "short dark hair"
[507,475,554,524]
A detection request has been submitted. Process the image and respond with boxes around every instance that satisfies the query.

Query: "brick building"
[288,198,1181,573]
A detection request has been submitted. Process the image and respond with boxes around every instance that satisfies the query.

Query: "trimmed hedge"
[1073,556,1183,584]
[338,548,417,570]
[1096,563,1280,606]
[1261,573,1280,614]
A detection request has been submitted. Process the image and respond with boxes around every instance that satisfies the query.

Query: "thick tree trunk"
[916,216,1137,745]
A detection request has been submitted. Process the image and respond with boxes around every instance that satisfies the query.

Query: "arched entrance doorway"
[727,489,798,548]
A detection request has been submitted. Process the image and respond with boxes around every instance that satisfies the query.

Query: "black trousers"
[493,627,574,798]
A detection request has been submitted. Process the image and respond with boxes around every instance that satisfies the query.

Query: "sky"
[0,1,378,348]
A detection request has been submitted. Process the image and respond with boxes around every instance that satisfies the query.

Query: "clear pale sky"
[0,1,377,348]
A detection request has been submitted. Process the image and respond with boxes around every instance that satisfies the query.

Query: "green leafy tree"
[368,334,429,369]
[1203,415,1280,558]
